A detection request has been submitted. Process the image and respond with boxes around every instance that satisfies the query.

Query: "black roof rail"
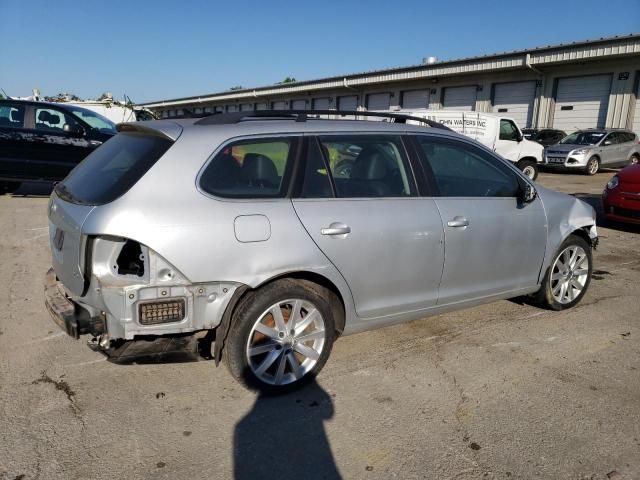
[193,109,451,130]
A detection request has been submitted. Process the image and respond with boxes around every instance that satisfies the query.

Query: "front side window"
[560,131,605,145]
[200,137,293,198]
[316,135,415,198]
[418,137,519,198]
[499,119,519,141]
[65,106,117,133]
[35,107,80,133]
[0,103,25,128]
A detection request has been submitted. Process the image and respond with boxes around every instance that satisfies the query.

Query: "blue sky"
[1,0,638,103]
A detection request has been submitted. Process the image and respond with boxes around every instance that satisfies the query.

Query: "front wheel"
[585,157,599,175]
[629,154,639,166]
[532,234,593,311]
[223,279,335,393]
[517,159,538,181]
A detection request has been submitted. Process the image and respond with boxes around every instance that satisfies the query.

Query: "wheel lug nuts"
[278,332,285,338]
[290,329,295,335]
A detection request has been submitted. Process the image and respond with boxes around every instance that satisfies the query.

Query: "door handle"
[321,223,351,236]
[447,217,469,228]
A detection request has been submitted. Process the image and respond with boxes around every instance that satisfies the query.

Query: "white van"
[394,109,544,180]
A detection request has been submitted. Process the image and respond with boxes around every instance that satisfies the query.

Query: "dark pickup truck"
[0,99,116,193]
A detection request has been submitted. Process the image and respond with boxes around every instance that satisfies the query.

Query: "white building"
[142,34,640,134]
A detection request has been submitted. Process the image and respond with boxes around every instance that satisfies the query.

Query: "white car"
[392,110,544,180]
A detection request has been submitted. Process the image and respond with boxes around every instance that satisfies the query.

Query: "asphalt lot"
[1,171,639,480]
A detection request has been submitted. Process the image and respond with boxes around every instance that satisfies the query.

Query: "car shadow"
[233,378,342,480]
[572,192,640,234]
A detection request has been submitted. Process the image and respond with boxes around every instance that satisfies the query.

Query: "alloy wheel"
[550,245,589,304]
[245,298,326,386]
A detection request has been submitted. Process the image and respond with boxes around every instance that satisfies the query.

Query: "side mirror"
[517,177,537,204]
[63,124,85,137]
[516,131,524,142]
[603,140,612,146]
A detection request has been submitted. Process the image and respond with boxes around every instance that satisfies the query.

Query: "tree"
[277,77,296,84]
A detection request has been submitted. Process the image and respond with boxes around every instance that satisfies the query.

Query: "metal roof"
[142,33,640,108]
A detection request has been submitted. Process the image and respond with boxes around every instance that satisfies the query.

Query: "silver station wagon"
[45,111,598,392]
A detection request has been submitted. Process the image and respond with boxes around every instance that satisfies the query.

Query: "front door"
[415,135,547,305]
[29,106,92,181]
[493,118,522,161]
[292,135,445,319]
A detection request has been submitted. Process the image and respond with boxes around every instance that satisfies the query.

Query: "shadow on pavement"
[233,379,341,479]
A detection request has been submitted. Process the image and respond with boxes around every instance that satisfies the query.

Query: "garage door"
[442,86,477,111]
[271,101,287,110]
[337,95,358,111]
[240,103,254,111]
[401,89,430,109]
[553,75,612,131]
[255,103,268,111]
[492,81,536,128]
[291,99,307,110]
[633,80,640,136]
[312,97,331,110]
[227,105,238,113]
[366,92,391,110]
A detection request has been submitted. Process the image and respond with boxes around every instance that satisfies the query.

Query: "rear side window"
[0,104,25,128]
[199,137,293,198]
[35,107,80,133]
[316,135,415,198]
[55,133,173,205]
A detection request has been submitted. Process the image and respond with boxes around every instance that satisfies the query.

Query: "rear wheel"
[585,157,599,175]
[223,279,335,393]
[533,234,592,310]
[517,159,538,181]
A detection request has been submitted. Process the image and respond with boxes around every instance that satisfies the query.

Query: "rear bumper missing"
[44,268,105,338]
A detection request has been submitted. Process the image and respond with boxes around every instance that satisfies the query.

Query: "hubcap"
[523,166,535,179]
[550,245,589,304]
[588,160,598,174]
[246,299,326,386]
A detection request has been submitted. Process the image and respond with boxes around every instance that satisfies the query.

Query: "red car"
[603,164,640,224]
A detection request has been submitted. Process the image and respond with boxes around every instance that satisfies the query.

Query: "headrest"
[242,153,279,186]
[38,110,51,122]
[351,146,390,180]
[48,113,61,125]
[10,109,23,122]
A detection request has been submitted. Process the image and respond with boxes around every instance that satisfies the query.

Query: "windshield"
[55,133,173,205]
[65,106,117,134]
[560,131,605,146]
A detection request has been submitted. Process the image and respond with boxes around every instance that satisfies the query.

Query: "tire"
[223,279,335,393]
[629,154,640,166]
[585,156,599,175]
[517,159,538,181]
[532,234,593,311]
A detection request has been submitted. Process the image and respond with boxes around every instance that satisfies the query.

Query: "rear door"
[292,134,445,319]
[415,135,547,305]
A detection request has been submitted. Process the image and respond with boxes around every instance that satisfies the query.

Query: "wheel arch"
[212,270,347,364]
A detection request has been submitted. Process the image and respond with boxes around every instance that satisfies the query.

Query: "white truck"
[394,109,544,180]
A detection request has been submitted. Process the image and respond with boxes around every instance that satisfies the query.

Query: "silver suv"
[45,111,598,392]
[544,129,640,175]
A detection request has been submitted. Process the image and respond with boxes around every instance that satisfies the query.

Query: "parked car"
[602,164,640,224]
[45,110,598,392]
[522,128,566,147]
[544,129,640,175]
[0,99,116,193]
[394,110,544,180]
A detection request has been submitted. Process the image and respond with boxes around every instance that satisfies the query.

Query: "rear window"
[55,133,173,205]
